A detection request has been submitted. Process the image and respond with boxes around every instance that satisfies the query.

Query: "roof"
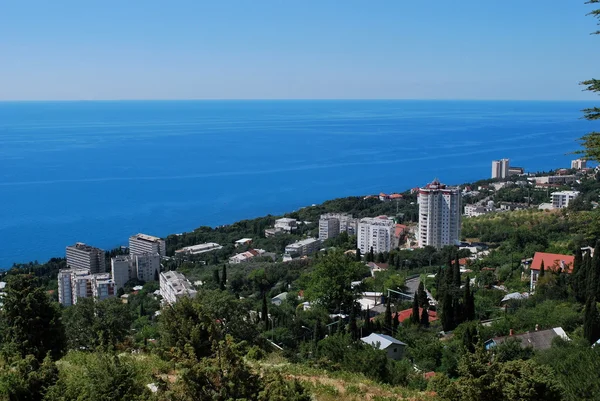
[395,224,407,237]
[394,308,438,323]
[489,327,569,351]
[271,292,288,302]
[389,193,403,199]
[530,252,574,274]
[235,238,253,243]
[500,292,529,303]
[361,333,407,350]
[367,262,389,270]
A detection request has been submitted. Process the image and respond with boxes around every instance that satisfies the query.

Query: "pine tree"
[349,304,358,340]
[411,293,420,325]
[393,309,399,334]
[368,247,374,263]
[420,307,429,327]
[213,269,220,286]
[464,278,475,321]
[454,255,461,287]
[540,260,545,277]
[584,295,600,345]
[355,248,362,262]
[572,248,585,302]
[220,264,227,291]
[262,293,269,332]
[441,292,454,332]
[417,281,428,308]
[384,297,392,334]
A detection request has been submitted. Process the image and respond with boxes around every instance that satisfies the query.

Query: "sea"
[0,100,595,268]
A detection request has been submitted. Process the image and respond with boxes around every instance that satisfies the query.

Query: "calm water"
[0,100,594,267]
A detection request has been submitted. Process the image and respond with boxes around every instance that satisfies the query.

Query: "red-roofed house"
[530,252,574,291]
[389,193,403,200]
[393,224,408,248]
[392,307,438,324]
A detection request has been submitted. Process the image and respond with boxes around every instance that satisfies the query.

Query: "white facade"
[111,255,133,290]
[491,159,510,179]
[534,175,577,185]
[318,213,357,240]
[418,179,461,249]
[66,242,106,274]
[129,233,166,257]
[110,253,161,289]
[274,218,297,232]
[357,216,395,254]
[551,191,580,209]
[229,249,265,264]
[135,253,161,282]
[571,159,587,170]
[175,243,222,255]
[284,238,321,256]
[464,204,488,218]
[58,268,115,306]
[160,271,197,305]
[92,273,116,301]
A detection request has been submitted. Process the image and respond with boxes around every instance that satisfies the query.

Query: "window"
[393,348,397,352]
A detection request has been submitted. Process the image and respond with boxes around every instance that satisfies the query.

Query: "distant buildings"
[491,159,510,179]
[551,191,580,209]
[464,204,489,218]
[110,253,161,290]
[284,237,321,257]
[160,271,197,305]
[175,242,222,255]
[318,213,358,240]
[229,248,266,264]
[571,159,587,170]
[274,218,297,233]
[66,242,106,274]
[58,268,116,306]
[534,175,577,186]
[357,216,395,254]
[417,179,461,249]
[508,166,524,176]
[129,233,166,257]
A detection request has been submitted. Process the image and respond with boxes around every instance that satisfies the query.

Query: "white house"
[360,333,407,360]
[271,292,288,306]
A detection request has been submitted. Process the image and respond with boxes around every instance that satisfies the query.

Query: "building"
[529,252,574,291]
[284,238,321,257]
[129,233,166,257]
[264,228,284,238]
[58,268,116,306]
[160,271,197,305]
[357,216,395,254]
[534,175,577,185]
[229,249,265,264]
[508,166,524,176]
[174,243,222,255]
[318,213,357,240]
[110,253,161,289]
[392,224,408,249]
[464,204,489,218]
[571,159,587,170]
[485,327,569,351]
[551,191,580,209]
[393,308,438,324]
[271,292,288,306]
[417,179,461,249]
[111,255,133,290]
[234,238,253,247]
[66,242,106,274]
[274,218,297,232]
[360,333,407,360]
[491,159,510,179]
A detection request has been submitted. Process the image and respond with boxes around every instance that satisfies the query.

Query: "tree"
[355,248,362,261]
[0,274,65,361]
[420,307,430,327]
[454,255,461,287]
[384,297,392,334]
[213,269,220,286]
[304,250,367,313]
[584,296,600,345]
[262,292,269,332]
[576,1,600,161]
[411,293,420,325]
[417,281,428,308]
[368,247,374,263]
[463,279,475,321]
[441,292,455,332]
[540,260,545,277]
[220,264,227,291]
[0,355,58,401]
[572,248,586,302]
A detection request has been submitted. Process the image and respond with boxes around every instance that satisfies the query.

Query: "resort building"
[417,179,461,249]
[160,271,197,305]
[571,159,587,170]
[66,242,106,274]
[284,238,321,257]
[318,213,358,240]
[274,218,297,232]
[357,216,395,254]
[491,159,510,179]
[551,191,580,209]
[174,243,223,255]
[58,268,116,306]
[129,233,166,257]
[110,253,161,289]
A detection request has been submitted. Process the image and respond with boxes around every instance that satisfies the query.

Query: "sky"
[0,0,599,101]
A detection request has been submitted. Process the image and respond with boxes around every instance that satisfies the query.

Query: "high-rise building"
[357,216,395,255]
[111,255,133,290]
[418,179,461,249]
[58,268,115,306]
[110,252,161,290]
[551,191,580,209]
[129,233,166,257]
[491,159,510,179]
[66,243,106,274]
[160,271,197,305]
[134,253,161,282]
[58,268,89,306]
[571,159,587,170]
[318,213,357,240]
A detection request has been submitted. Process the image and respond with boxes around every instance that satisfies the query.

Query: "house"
[366,261,389,277]
[360,333,407,360]
[393,307,438,323]
[485,327,569,351]
[229,248,265,264]
[274,218,297,232]
[530,252,574,291]
[234,238,253,247]
[500,292,529,304]
[271,292,288,306]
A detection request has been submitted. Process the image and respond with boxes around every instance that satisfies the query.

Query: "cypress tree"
[368,247,374,263]
[355,248,362,261]
[593,242,600,299]
[584,295,600,345]
[464,278,475,321]
[441,292,454,332]
[417,282,428,308]
[539,260,545,277]
[384,297,392,334]
[411,293,420,324]
[420,307,429,327]
[393,309,399,334]
[454,254,461,287]
[573,248,585,302]
[349,303,358,340]
[220,264,227,291]
[262,293,269,332]
[213,269,220,286]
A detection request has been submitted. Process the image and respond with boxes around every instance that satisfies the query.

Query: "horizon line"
[0,98,594,103]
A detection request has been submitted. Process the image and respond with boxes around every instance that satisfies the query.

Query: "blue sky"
[0,0,598,100]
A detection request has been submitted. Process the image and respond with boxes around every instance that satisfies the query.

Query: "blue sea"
[0,100,594,268]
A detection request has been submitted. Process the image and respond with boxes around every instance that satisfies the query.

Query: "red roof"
[389,193,403,199]
[451,258,469,266]
[395,224,407,237]
[531,252,574,274]
[393,308,438,323]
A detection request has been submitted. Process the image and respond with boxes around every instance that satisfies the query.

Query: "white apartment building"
[464,205,488,218]
[110,253,161,289]
[274,218,297,232]
[357,216,395,255]
[318,213,357,240]
[491,159,510,179]
[66,242,106,274]
[160,271,197,305]
[58,268,115,306]
[175,242,223,255]
[571,159,587,170]
[534,175,577,185]
[229,249,266,264]
[418,179,461,249]
[551,191,580,209]
[129,233,166,257]
[284,238,321,257]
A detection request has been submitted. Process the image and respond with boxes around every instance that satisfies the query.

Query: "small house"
[360,333,407,360]
[485,327,569,351]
